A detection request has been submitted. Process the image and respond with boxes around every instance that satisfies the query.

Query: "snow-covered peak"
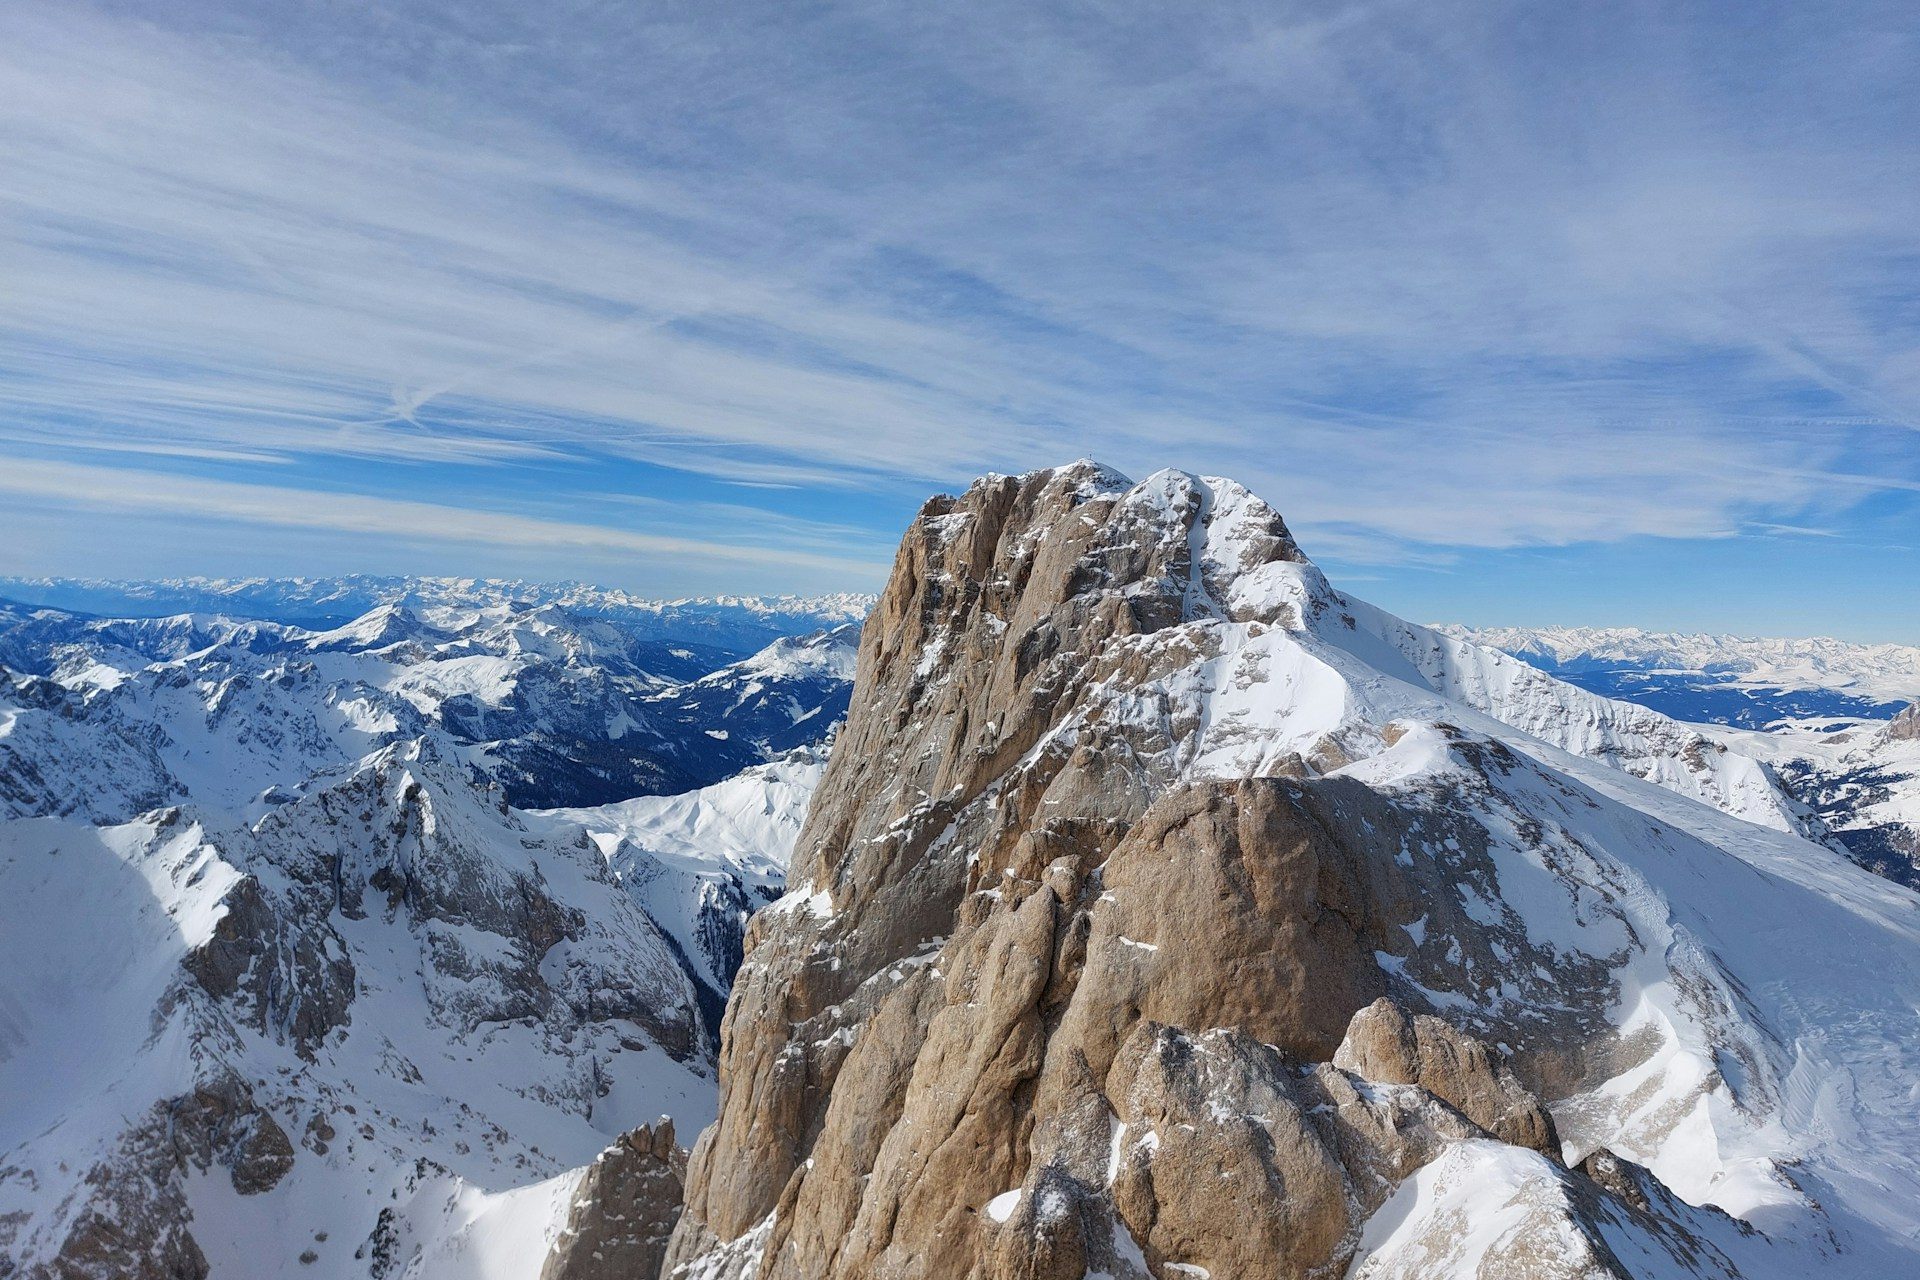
[718,623,861,684]
[1313,595,1828,837]
[535,749,823,890]
[301,602,440,652]
[934,464,1811,836]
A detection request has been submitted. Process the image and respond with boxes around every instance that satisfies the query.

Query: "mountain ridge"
[0,591,848,1278]
[7,470,1920,1279]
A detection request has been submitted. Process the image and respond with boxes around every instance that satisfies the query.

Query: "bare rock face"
[1335,996,1561,1158]
[248,741,705,1060]
[1099,1022,1434,1280]
[542,1119,686,1280]
[663,464,1728,1280]
[181,871,356,1060]
[670,465,1221,1262]
[41,1076,293,1280]
[1887,702,1920,742]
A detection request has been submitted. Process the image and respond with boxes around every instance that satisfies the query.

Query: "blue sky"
[2,1,1917,638]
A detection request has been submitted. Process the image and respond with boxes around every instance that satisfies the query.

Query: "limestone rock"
[1335,997,1561,1158]
[1104,1022,1363,1279]
[663,464,1758,1280]
[541,1119,686,1280]
[182,873,355,1060]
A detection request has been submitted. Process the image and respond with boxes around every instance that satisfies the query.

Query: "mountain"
[531,749,828,1016]
[0,740,715,1280]
[10,481,1920,1280]
[0,589,847,1279]
[656,463,1920,1280]
[635,627,858,795]
[0,576,873,652]
[1698,707,1920,888]
[1438,624,1920,727]
[0,596,855,817]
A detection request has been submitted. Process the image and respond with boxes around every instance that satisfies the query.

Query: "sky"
[2,1,1917,639]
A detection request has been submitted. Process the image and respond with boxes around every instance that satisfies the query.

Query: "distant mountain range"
[1436,623,1920,727]
[0,593,857,814]
[0,575,874,652]
[1444,622,1920,886]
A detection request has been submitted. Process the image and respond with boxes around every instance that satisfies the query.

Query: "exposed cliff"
[662,463,1920,1279]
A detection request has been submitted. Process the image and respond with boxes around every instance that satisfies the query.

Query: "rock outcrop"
[1886,701,1920,741]
[1334,996,1560,1157]
[542,1119,687,1280]
[43,1076,294,1280]
[663,464,1755,1280]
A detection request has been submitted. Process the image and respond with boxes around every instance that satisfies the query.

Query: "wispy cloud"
[1745,523,1841,539]
[1,0,1916,585]
[0,457,890,580]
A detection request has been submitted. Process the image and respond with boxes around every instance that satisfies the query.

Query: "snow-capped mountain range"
[0,591,843,1278]
[1690,714,1920,888]
[0,576,874,653]
[4,499,1920,1279]
[0,595,854,818]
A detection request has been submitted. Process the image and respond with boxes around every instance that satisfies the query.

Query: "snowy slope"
[1702,710,1920,887]
[1338,602,1825,838]
[532,750,827,999]
[0,741,719,1279]
[1439,621,1920,886]
[1150,471,1920,1272]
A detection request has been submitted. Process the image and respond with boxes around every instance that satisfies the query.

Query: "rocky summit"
[656,463,1920,1280]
